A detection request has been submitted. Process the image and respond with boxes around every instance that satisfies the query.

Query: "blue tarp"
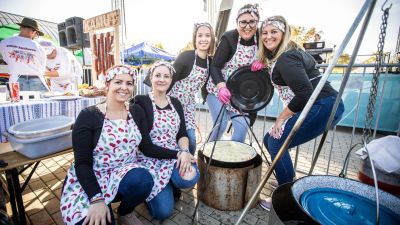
[124,42,176,62]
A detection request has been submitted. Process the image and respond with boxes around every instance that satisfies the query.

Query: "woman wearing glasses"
[206,3,260,142]
[168,22,215,154]
[252,16,344,210]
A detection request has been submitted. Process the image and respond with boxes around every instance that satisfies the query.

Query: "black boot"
[172,185,181,202]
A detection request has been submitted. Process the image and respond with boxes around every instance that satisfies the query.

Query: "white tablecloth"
[0,97,105,143]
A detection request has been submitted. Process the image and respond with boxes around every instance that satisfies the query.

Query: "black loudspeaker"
[64,17,90,50]
[58,22,67,47]
[227,65,274,113]
[303,41,325,50]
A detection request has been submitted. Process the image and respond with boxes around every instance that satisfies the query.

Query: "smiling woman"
[132,61,200,221]
[205,3,260,144]
[251,15,345,211]
[168,22,215,154]
[60,64,188,225]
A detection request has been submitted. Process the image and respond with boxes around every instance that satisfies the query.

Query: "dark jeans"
[264,96,345,185]
[75,168,154,225]
[17,75,48,92]
[187,128,197,155]
[146,163,200,220]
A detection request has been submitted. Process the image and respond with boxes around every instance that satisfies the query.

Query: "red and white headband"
[105,65,137,82]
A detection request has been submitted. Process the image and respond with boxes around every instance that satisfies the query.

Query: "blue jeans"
[146,163,199,220]
[206,94,248,142]
[187,129,196,154]
[264,96,345,185]
[75,168,154,225]
[17,75,48,92]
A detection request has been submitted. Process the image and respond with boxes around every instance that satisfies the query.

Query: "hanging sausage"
[92,34,99,74]
[91,31,115,78]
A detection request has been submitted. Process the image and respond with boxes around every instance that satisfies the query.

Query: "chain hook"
[381,0,392,12]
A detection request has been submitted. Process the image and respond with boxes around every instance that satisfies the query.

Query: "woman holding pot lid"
[251,16,344,210]
[60,65,184,225]
[133,61,199,221]
[168,22,215,154]
[206,3,260,142]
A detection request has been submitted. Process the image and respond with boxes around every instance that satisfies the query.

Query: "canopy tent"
[0,11,59,41]
[124,42,176,65]
[0,24,19,41]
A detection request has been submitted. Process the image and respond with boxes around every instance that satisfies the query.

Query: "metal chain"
[339,2,391,178]
[362,5,391,142]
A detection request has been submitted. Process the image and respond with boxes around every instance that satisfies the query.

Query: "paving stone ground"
[6,111,385,225]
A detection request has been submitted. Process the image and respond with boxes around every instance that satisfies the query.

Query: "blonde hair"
[257,16,301,66]
[192,22,216,56]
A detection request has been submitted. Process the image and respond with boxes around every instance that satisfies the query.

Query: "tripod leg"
[191,105,226,224]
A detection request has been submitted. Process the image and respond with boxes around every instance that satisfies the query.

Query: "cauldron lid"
[291,176,400,224]
[301,188,400,224]
[227,65,274,113]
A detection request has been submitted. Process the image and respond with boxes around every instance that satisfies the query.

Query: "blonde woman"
[252,16,344,210]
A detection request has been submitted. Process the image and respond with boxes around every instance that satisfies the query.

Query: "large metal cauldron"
[197,141,262,211]
[269,175,400,225]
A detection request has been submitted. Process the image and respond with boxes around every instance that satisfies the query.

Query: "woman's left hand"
[176,151,194,176]
[251,60,266,72]
[270,119,285,139]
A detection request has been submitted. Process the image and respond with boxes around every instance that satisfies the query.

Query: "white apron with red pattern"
[169,51,208,130]
[267,62,321,137]
[60,111,142,225]
[136,92,180,201]
[206,36,258,112]
[269,62,295,107]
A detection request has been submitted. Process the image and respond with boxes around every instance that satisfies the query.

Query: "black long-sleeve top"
[133,94,187,140]
[168,50,211,93]
[272,48,338,112]
[72,104,179,200]
[210,29,259,84]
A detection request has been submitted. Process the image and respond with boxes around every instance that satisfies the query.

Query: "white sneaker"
[268,180,278,189]
[259,198,272,211]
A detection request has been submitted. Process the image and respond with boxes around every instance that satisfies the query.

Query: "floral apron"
[206,36,258,113]
[136,92,180,201]
[169,51,208,130]
[268,62,322,137]
[60,111,142,225]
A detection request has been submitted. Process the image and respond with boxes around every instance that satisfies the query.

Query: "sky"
[1,0,399,59]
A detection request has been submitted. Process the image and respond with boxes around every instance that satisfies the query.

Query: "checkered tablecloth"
[0,97,105,143]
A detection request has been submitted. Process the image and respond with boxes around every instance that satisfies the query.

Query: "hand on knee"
[181,165,197,181]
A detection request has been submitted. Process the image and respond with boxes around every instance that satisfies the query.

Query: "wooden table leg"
[5,170,18,223]
[6,169,27,225]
